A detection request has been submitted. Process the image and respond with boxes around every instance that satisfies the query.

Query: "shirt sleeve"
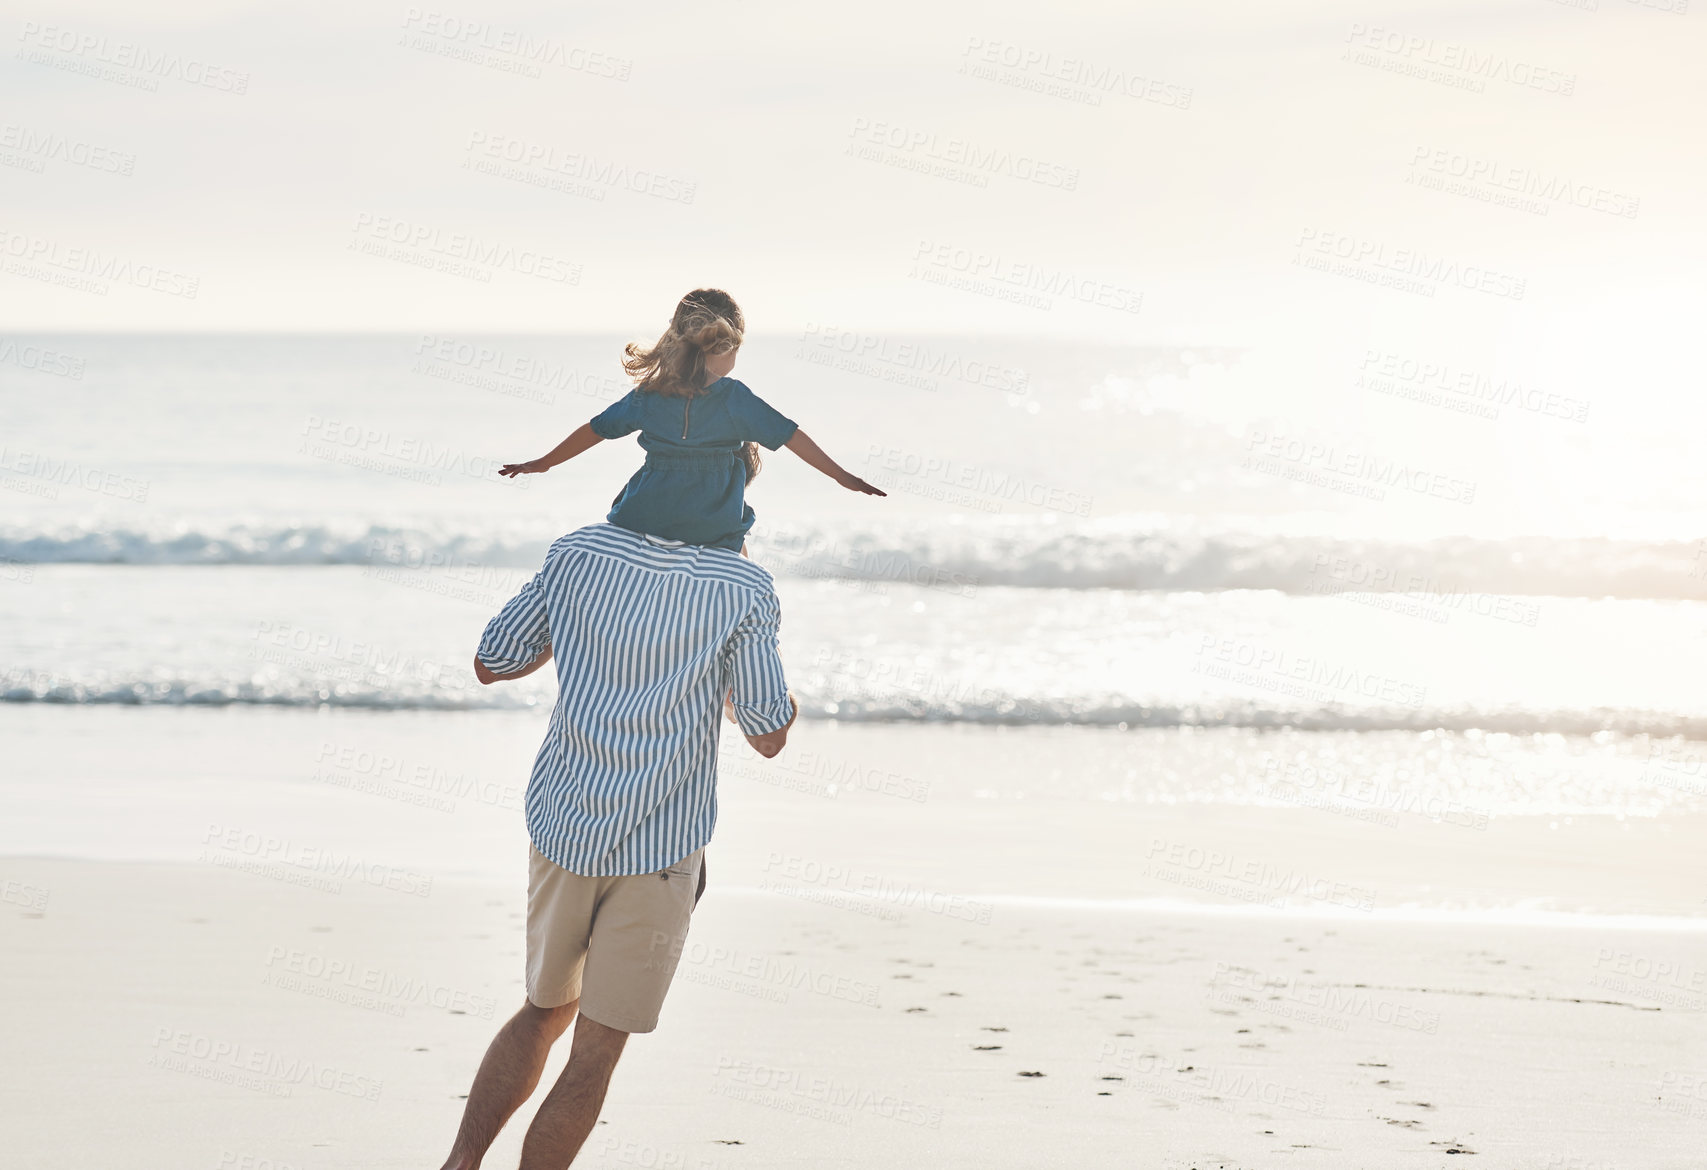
[477,568,550,674]
[588,390,643,440]
[724,588,793,735]
[726,381,798,451]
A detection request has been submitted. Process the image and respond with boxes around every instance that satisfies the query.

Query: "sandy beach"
[9,1,1707,1164]
[6,707,1706,1168]
[5,842,1704,1169]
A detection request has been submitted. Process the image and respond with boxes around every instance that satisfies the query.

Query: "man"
[438,522,797,1170]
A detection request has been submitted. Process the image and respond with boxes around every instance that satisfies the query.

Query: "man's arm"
[726,590,795,758]
[474,645,552,685]
[743,693,797,758]
[475,564,552,682]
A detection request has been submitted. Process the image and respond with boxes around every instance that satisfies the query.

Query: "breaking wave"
[3,671,1701,738]
[3,520,1703,599]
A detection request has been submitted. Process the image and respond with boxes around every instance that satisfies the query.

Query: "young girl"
[498,288,884,553]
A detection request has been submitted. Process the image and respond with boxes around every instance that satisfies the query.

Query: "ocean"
[3,334,1704,916]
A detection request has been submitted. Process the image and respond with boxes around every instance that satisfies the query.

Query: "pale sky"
[3,0,1703,354]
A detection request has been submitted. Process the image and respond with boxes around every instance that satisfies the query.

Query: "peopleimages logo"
[1408,146,1639,219]
[0,229,199,298]
[864,443,1093,516]
[911,240,1143,314]
[463,132,695,203]
[1294,228,1525,300]
[200,823,434,897]
[1243,424,1478,506]
[1342,24,1576,96]
[0,123,136,175]
[0,339,85,379]
[263,945,498,1018]
[299,415,507,483]
[350,214,580,284]
[16,21,251,94]
[1195,633,1429,708]
[0,446,149,501]
[798,325,1029,394]
[710,1057,944,1128]
[1146,837,1378,912]
[1355,349,1589,424]
[399,9,632,80]
[149,1028,382,1100]
[958,36,1193,109]
[846,118,1080,190]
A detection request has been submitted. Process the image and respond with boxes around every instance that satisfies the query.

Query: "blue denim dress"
[588,378,798,551]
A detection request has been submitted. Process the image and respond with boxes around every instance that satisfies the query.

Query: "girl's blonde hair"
[624,288,763,483]
[623,288,744,399]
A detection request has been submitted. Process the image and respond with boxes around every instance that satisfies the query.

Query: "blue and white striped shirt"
[477,523,793,876]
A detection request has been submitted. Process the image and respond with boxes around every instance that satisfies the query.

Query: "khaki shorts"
[525,844,706,1033]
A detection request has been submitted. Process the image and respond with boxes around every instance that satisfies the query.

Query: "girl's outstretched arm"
[499,423,603,477]
[784,430,887,497]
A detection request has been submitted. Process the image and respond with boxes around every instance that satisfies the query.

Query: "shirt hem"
[527,829,711,878]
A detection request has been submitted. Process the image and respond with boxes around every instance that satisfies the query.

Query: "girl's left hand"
[838,474,887,497]
[499,460,546,477]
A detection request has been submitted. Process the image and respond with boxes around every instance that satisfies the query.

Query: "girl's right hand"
[499,459,546,477]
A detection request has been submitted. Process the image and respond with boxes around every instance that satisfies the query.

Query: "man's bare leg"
[517,1014,630,1170]
[439,999,578,1170]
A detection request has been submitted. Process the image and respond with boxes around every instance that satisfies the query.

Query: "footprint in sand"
[1430,1140,1476,1155]
[1017,1070,1046,1078]
[972,1044,1002,1051]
